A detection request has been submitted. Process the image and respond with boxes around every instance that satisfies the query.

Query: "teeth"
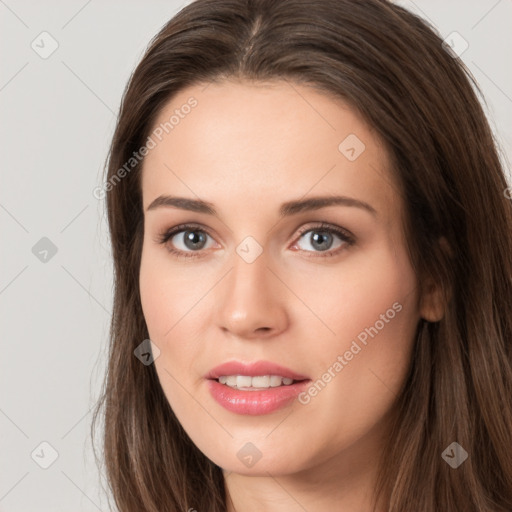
[237,375,252,388]
[225,376,237,386]
[269,375,283,387]
[217,375,296,389]
[252,375,270,387]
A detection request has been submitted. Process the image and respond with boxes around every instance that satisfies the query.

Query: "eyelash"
[156,222,355,260]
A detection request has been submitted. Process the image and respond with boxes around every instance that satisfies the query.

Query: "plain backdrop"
[1,1,511,510]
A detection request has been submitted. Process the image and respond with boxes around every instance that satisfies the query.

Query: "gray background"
[1,1,511,510]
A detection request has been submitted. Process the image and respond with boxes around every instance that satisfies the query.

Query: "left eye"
[292,226,353,255]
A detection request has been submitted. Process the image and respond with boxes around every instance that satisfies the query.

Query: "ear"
[419,277,446,322]
[419,237,451,322]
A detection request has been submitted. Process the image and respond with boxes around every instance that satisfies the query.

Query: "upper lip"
[206,360,309,381]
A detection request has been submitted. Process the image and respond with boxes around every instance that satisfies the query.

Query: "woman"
[91,0,512,510]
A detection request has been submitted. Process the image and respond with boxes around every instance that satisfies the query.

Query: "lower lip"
[206,379,310,415]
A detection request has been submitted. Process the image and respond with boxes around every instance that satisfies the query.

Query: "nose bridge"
[227,243,272,307]
[214,240,288,337]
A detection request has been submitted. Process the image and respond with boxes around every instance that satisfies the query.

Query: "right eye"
[157,223,217,259]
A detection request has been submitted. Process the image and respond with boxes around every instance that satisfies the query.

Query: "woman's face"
[139,79,430,477]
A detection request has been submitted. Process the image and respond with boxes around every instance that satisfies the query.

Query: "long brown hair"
[91,0,512,510]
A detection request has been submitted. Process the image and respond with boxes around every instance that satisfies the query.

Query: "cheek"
[139,244,208,339]
[293,244,420,437]
[139,248,201,409]
[139,244,215,398]
[284,242,419,349]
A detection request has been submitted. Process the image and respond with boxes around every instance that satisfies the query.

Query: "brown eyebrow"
[146,194,377,217]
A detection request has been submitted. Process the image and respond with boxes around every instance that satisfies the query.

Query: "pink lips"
[205,360,310,415]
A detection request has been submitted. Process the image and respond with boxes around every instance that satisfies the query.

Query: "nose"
[214,249,289,340]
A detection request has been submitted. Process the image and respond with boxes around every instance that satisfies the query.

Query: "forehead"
[140,79,401,223]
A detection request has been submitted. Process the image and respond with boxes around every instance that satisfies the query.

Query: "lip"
[206,360,309,381]
[205,360,310,415]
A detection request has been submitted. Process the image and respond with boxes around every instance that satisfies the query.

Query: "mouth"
[205,360,311,415]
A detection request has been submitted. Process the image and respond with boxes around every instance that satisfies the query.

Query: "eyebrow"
[146,194,377,217]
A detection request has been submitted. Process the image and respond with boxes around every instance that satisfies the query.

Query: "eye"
[291,223,354,257]
[157,223,216,259]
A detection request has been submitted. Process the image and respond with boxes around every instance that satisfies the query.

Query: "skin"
[139,79,443,511]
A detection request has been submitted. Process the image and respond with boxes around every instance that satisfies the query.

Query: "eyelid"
[293,221,355,245]
[155,222,213,244]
